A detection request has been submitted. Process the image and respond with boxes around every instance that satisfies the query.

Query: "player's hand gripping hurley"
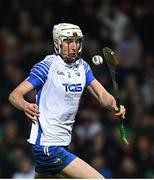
[103,47,129,145]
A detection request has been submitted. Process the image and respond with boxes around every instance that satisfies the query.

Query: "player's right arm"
[9,80,40,123]
[9,57,52,122]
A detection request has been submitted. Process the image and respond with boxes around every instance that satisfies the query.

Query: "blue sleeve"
[27,60,52,90]
[86,70,95,86]
[81,59,95,86]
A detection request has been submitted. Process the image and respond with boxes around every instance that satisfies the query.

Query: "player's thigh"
[61,157,104,179]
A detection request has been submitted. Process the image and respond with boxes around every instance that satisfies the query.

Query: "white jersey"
[27,54,95,146]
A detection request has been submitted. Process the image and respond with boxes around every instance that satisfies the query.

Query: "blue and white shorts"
[32,144,77,176]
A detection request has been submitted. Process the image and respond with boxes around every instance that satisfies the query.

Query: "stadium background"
[0,0,154,178]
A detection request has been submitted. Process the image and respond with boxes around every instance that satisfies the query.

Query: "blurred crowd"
[0,0,154,178]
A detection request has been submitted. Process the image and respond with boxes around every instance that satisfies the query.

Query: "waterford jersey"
[27,54,95,146]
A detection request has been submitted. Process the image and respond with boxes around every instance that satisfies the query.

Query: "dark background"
[0,0,154,178]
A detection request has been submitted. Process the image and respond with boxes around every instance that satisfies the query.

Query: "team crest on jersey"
[73,69,80,76]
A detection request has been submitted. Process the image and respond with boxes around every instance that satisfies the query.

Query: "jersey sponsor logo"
[63,83,82,92]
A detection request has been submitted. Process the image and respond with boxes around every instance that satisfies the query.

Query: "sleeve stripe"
[84,65,88,72]
[27,56,53,90]
[36,64,48,74]
[32,68,47,80]
[39,63,50,71]
[42,61,52,68]
[35,66,48,76]
[30,72,45,83]
[44,60,52,66]
[81,60,89,73]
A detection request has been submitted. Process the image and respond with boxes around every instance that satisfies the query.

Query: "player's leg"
[60,157,104,179]
[32,145,104,178]
[34,157,104,179]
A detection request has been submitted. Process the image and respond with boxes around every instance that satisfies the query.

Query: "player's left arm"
[87,79,126,119]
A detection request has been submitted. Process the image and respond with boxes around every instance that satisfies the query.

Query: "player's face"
[61,37,81,62]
